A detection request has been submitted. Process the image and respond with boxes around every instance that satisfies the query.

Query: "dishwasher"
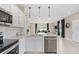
[44,36,57,53]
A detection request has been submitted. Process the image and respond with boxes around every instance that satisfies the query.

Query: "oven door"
[7,45,19,54]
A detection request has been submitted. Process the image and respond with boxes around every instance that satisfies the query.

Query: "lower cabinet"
[25,36,57,53]
[7,45,19,54]
[25,36,44,53]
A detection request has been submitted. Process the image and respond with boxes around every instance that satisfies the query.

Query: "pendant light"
[38,6,41,19]
[48,6,51,20]
[48,6,50,17]
[28,7,31,18]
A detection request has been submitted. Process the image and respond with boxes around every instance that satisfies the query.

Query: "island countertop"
[0,39,18,53]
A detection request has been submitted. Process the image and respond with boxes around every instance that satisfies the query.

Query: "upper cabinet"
[19,12,25,27]
[0,4,11,12]
[0,4,25,28]
[11,5,25,27]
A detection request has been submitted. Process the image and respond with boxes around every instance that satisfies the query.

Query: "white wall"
[65,12,79,41]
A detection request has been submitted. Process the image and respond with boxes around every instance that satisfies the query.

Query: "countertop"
[0,39,18,53]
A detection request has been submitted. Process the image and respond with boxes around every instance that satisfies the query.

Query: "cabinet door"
[0,4,11,12]
[35,36,44,52]
[25,36,44,53]
[11,5,25,27]
[19,38,25,54]
[11,5,20,27]
[26,37,36,52]
[19,12,25,27]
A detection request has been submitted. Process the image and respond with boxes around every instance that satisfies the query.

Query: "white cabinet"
[11,5,25,27]
[26,37,36,52]
[19,38,25,54]
[25,36,44,53]
[35,36,44,52]
[19,12,25,27]
[11,5,20,27]
[0,4,11,12]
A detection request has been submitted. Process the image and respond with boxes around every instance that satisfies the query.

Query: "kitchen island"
[25,34,57,53]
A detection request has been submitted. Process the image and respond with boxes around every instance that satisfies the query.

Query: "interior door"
[72,20,79,42]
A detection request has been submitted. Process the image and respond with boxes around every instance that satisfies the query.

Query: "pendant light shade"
[48,6,51,20]
[28,7,31,18]
[38,6,41,19]
[48,6,50,17]
[38,6,40,18]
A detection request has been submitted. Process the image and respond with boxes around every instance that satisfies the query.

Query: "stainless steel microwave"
[0,9,12,25]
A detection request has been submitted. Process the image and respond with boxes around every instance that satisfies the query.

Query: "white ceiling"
[25,4,79,23]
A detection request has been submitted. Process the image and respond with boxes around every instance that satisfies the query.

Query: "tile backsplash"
[0,26,21,39]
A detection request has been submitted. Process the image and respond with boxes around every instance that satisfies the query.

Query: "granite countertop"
[0,39,18,53]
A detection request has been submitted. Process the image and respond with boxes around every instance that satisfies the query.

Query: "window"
[37,23,48,33]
